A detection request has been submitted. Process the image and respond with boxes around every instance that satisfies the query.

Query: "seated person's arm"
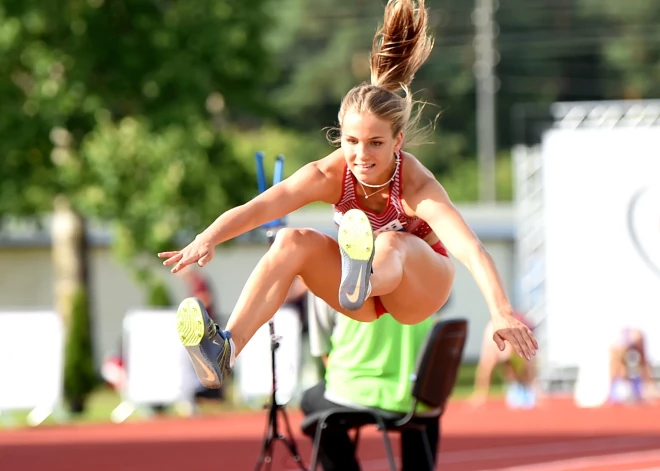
[307,293,337,364]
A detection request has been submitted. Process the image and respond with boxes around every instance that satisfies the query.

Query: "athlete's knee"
[271,227,322,254]
[374,230,407,252]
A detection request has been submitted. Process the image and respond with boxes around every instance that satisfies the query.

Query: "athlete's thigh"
[381,233,455,324]
[295,230,378,322]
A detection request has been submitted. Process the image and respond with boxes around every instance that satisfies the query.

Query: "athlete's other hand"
[158,235,215,274]
[492,313,538,361]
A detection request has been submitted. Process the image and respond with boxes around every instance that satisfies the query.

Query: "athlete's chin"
[354,169,387,185]
[352,165,376,178]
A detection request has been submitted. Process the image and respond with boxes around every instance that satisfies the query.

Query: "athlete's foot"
[338,208,375,310]
[176,297,233,389]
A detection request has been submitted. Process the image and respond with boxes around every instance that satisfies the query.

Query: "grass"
[0,363,504,429]
[451,362,506,399]
[1,386,242,429]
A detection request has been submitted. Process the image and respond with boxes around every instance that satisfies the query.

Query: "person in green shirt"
[301,293,440,471]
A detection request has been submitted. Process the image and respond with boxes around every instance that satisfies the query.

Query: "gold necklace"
[357,182,388,199]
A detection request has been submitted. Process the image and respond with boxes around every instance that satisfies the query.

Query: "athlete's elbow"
[462,242,491,271]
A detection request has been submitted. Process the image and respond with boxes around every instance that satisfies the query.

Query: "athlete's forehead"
[342,112,392,139]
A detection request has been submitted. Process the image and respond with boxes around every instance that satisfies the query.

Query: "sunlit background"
[1,1,659,470]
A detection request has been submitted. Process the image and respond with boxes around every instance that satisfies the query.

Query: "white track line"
[483,449,660,471]
[289,436,660,471]
[437,436,659,464]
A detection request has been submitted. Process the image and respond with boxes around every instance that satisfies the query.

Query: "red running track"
[1,397,659,471]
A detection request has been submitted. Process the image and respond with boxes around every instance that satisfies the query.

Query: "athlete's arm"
[409,175,538,360]
[202,159,337,246]
[160,152,339,272]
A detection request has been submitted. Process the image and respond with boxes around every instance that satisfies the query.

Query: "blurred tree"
[63,286,98,414]
[262,0,660,198]
[0,0,272,284]
[577,0,660,99]
[148,278,173,308]
[0,0,274,389]
[264,0,475,173]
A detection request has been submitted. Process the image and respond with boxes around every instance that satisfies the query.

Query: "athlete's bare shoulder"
[301,147,346,204]
[400,151,439,195]
[313,148,346,178]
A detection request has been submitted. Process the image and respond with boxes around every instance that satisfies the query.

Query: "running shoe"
[176,297,232,389]
[338,208,375,310]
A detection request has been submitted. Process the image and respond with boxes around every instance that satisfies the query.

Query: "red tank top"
[333,152,441,243]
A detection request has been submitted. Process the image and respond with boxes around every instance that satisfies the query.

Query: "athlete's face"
[341,112,403,185]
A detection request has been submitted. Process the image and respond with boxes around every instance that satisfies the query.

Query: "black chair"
[300,318,469,471]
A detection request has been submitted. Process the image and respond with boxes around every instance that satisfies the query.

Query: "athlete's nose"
[355,142,368,161]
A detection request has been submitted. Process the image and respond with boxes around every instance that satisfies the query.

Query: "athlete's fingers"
[512,330,532,360]
[510,337,525,360]
[522,328,538,355]
[498,329,522,359]
[158,251,180,259]
[493,332,506,351]
[197,252,212,267]
[171,259,191,274]
[161,253,183,267]
[529,329,539,350]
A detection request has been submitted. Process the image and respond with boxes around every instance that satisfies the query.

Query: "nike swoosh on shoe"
[338,209,375,311]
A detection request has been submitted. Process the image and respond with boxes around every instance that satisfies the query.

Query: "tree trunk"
[52,195,96,413]
[51,195,90,326]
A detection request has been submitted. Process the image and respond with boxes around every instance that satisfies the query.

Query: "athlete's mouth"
[355,163,375,170]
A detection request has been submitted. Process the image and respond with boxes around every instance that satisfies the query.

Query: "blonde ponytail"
[370,0,434,93]
[330,0,436,147]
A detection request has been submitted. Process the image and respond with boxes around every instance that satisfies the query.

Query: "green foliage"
[440,153,514,202]
[228,124,330,176]
[147,278,173,308]
[577,0,660,99]
[265,0,476,159]
[71,115,254,274]
[1,0,658,237]
[63,287,98,411]
[0,0,273,284]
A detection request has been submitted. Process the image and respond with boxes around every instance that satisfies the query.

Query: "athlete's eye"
[371,141,383,147]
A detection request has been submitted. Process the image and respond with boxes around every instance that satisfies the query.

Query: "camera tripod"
[253,155,308,471]
[253,309,307,470]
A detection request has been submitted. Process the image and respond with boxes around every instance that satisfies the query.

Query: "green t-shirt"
[325,313,434,413]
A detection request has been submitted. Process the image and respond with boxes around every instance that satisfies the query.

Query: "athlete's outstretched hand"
[158,235,214,274]
[492,313,538,360]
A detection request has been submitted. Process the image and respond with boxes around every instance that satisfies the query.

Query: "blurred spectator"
[470,311,539,409]
[178,266,218,323]
[608,327,659,405]
[300,295,440,471]
[101,343,125,392]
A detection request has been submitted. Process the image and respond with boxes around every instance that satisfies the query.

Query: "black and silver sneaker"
[175,297,233,389]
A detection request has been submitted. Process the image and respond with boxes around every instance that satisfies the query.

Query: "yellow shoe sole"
[338,209,374,261]
[176,297,206,347]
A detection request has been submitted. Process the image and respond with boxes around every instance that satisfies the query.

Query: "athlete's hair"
[330,0,434,146]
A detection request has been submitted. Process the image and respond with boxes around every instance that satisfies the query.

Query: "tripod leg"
[254,404,278,471]
[276,406,307,469]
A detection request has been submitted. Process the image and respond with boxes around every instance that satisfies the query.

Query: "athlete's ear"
[394,131,404,153]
